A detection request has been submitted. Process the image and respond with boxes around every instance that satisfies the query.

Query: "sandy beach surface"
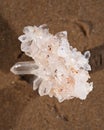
[0,0,104,130]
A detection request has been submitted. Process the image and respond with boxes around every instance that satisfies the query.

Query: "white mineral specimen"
[11,24,93,102]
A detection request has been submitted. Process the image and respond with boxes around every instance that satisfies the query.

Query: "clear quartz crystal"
[10,61,38,75]
[10,24,93,103]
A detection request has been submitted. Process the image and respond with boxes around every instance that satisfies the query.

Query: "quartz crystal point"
[10,24,93,102]
[10,61,38,75]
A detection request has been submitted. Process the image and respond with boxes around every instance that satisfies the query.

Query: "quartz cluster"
[11,24,93,102]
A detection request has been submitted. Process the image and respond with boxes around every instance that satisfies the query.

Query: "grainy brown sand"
[0,0,104,130]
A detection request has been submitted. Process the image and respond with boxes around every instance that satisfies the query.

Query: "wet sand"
[0,0,104,130]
